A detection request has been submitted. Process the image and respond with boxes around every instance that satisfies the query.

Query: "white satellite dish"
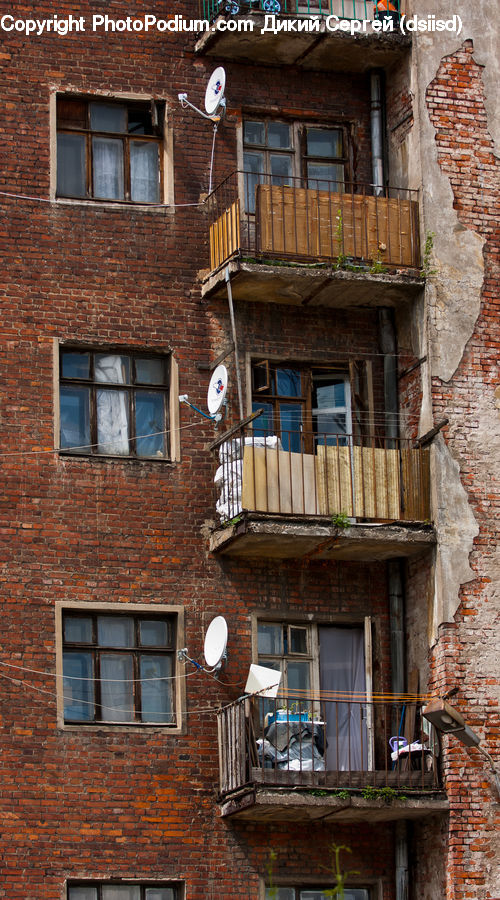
[245,664,282,698]
[204,615,228,669]
[204,67,226,117]
[207,364,228,416]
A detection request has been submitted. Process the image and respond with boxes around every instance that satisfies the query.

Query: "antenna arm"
[177,93,224,123]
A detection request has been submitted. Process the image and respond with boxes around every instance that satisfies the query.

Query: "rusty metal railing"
[208,171,420,273]
[212,425,430,525]
[218,693,440,795]
[200,0,402,25]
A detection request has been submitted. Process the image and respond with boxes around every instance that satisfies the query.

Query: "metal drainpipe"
[388,558,409,900]
[370,69,385,196]
[378,308,398,444]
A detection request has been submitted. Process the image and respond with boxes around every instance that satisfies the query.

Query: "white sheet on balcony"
[215,436,282,521]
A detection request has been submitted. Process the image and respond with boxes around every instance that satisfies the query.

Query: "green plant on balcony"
[369,251,388,274]
[332,511,350,529]
[361,786,407,802]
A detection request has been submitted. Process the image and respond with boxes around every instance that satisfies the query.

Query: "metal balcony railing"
[200,0,402,25]
[208,172,420,273]
[218,694,439,796]
[213,424,430,525]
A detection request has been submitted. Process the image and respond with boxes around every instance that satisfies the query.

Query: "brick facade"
[0,5,498,900]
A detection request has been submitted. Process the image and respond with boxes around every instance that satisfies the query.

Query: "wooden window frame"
[56,96,164,204]
[67,881,183,900]
[61,610,177,727]
[59,346,171,460]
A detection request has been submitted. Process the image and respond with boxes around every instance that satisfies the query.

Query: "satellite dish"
[204,615,228,669]
[204,67,226,116]
[207,364,228,416]
[245,664,282,698]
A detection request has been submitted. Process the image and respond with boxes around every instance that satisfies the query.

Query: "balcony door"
[319,619,373,771]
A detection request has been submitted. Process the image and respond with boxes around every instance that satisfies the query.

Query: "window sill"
[58,722,185,735]
[53,196,175,214]
[58,450,176,465]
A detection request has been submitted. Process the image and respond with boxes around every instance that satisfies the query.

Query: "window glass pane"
[95,355,130,385]
[307,162,344,191]
[288,660,310,693]
[128,107,154,135]
[145,890,177,900]
[57,98,87,129]
[96,388,130,455]
[92,137,124,200]
[301,892,332,900]
[140,655,173,723]
[57,133,87,198]
[68,888,99,900]
[90,103,127,133]
[61,351,90,380]
[268,122,291,149]
[135,358,166,385]
[140,619,169,647]
[266,890,295,900]
[135,391,166,458]
[344,893,370,900]
[289,627,308,655]
[252,401,274,437]
[60,386,90,451]
[279,403,303,452]
[258,623,282,656]
[243,151,264,213]
[97,617,134,647]
[100,653,134,722]
[276,369,301,397]
[64,616,93,643]
[244,120,265,145]
[270,154,292,186]
[306,128,343,158]
[130,141,159,203]
[63,651,94,721]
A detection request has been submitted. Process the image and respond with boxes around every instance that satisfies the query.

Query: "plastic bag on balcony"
[283,733,325,772]
[214,460,243,487]
[219,438,243,464]
[256,738,289,768]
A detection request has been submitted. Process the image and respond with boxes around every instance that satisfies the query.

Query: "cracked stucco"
[394,1,499,640]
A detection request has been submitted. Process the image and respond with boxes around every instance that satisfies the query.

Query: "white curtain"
[95,355,129,455]
[319,627,368,771]
[100,654,134,722]
[131,141,159,203]
[92,137,124,199]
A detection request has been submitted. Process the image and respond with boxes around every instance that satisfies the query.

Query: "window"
[57,97,163,203]
[59,348,170,458]
[62,611,177,725]
[265,888,370,900]
[251,360,353,451]
[67,884,182,900]
[256,618,373,771]
[243,119,346,211]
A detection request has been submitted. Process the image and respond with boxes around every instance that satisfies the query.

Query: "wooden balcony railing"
[200,0,402,25]
[213,425,430,525]
[218,694,440,796]
[208,172,420,273]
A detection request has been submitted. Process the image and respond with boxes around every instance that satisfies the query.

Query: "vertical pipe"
[370,69,385,197]
[378,308,399,444]
[225,267,244,420]
[389,560,409,900]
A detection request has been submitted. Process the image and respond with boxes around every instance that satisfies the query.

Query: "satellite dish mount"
[178,66,227,123]
[177,615,229,679]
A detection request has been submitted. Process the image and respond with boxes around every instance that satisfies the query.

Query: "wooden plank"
[242,446,318,515]
[209,200,240,270]
[316,445,354,516]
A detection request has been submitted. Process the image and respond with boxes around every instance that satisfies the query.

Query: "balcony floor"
[219,783,448,823]
[201,258,424,308]
[195,18,411,73]
[209,513,436,561]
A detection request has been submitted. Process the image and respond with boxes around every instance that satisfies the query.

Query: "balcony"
[218,695,447,821]
[209,421,434,560]
[202,173,423,308]
[195,1,411,72]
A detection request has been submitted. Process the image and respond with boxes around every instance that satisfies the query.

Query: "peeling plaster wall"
[395,1,499,646]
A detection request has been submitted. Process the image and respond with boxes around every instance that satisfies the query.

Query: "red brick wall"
[0,3,405,898]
